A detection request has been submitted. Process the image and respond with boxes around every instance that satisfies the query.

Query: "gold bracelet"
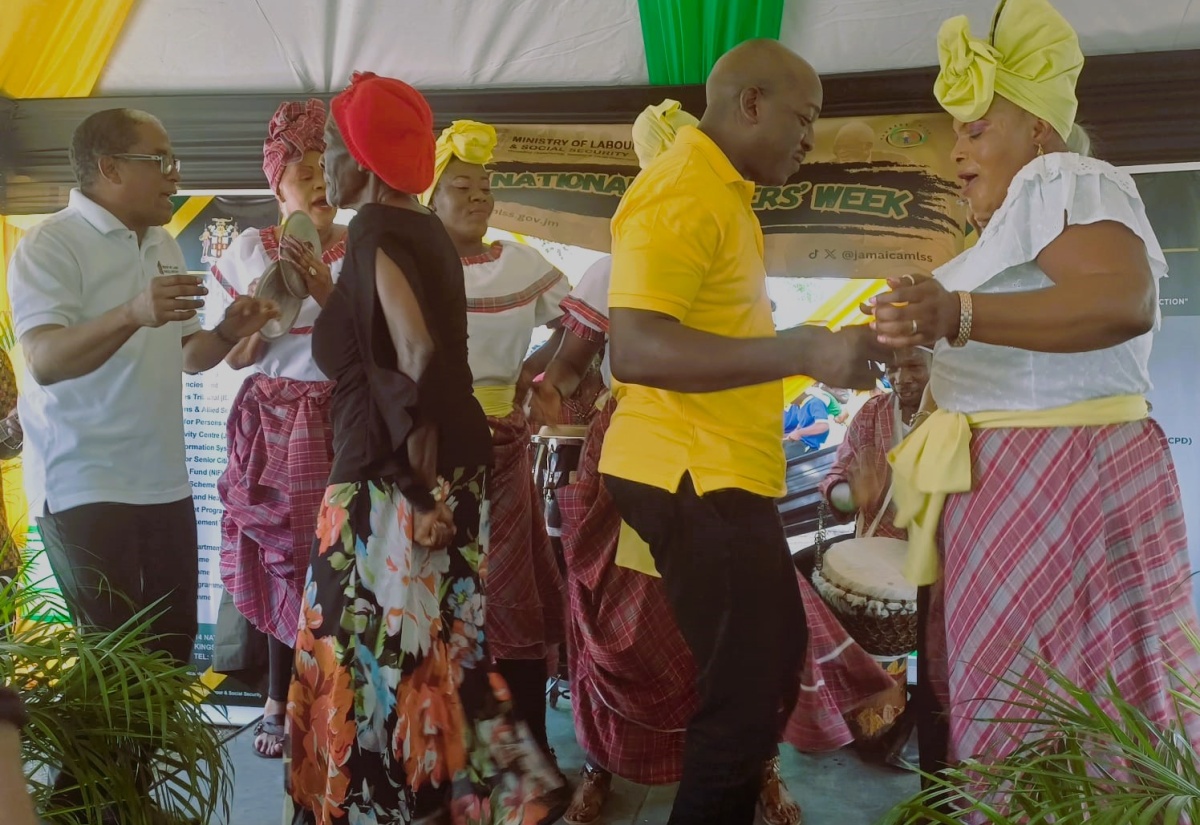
[951,290,973,348]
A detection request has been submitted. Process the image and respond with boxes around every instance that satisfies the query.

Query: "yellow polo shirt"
[599,126,785,498]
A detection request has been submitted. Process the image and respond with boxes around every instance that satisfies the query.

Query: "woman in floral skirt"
[285,71,563,825]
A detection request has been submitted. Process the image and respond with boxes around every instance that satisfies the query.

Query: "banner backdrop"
[486,112,966,278]
[176,195,280,715]
[1138,169,1200,611]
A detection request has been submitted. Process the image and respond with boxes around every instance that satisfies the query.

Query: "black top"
[313,204,491,497]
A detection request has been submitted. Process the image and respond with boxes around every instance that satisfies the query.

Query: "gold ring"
[901,274,917,286]
[308,266,317,277]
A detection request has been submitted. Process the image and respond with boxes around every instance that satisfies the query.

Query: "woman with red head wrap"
[209,98,349,759]
[284,73,565,825]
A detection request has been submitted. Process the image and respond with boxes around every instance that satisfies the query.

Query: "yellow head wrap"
[632,99,699,170]
[421,119,498,205]
[934,0,1083,140]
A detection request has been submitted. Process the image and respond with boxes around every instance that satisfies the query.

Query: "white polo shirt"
[9,189,200,514]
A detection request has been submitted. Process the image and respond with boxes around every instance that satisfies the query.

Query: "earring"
[1036,144,1044,157]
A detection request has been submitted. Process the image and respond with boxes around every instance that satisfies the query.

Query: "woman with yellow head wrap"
[860,0,1200,791]
[426,119,572,802]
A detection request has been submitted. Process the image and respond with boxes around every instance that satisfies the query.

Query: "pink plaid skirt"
[926,420,1200,764]
[218,373,334,645]
[483,409,566,661]
[561,400,895,782]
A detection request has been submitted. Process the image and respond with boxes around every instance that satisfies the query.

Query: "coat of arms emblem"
[199,218,239,266]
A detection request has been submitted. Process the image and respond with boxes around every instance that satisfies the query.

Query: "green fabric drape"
[637,0,787,85]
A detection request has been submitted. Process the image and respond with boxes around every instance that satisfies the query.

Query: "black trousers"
[38,498,199,666]
[605,474,806,825]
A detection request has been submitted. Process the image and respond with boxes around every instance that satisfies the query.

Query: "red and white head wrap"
[262,98,327,193]
[330,72,435,196]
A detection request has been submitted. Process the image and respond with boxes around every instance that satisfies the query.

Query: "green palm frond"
[2,560,233,825]
[883,635,1200,824]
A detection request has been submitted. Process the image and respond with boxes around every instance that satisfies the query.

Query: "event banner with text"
[1139,170,1200,610]
[485,113,967,279]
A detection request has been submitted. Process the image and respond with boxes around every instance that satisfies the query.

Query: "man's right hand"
[127,276,207,328]
[796,325,888,390]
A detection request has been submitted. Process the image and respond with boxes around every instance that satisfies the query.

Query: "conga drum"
[811,535,917,746]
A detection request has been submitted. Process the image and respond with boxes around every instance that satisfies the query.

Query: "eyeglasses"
[109,153,182,176]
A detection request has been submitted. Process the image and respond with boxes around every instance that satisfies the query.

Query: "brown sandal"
[562,763,612,825]
[758,756,802,825]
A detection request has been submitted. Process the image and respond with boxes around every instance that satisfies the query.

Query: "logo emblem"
[199,218,239,266]
[885,124,929,149]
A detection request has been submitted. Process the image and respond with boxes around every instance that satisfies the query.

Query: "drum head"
[822,537,915,603]
[255,261,303,340]
[279,211,319,299]
[536,424,589,441]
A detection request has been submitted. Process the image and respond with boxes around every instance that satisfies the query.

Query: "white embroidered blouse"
[930,153,1169,415]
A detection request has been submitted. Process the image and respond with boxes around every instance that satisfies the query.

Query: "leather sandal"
[758,756,803,825]
[562,763,612,825]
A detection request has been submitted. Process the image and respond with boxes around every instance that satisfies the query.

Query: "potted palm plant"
[1,566,232,825]
[884,630,1200,824]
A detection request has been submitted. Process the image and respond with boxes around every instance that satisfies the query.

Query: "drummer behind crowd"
[6,109,277,811]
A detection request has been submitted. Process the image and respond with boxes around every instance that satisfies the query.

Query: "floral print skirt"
[285,466,563,824]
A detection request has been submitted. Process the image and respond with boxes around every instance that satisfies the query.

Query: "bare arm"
[871,222,1157,352]
[609,309,884,392]
[0,720,36,825]
[543,330,602,401]
[374,248,437,491]
[183,295,279,374]
[224,333,265,370]
[517,326,565,403]
[21,308,142,386]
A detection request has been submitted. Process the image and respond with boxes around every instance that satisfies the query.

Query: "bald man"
[601,40,885,825]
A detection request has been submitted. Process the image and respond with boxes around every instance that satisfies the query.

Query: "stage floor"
[217,692,919,825]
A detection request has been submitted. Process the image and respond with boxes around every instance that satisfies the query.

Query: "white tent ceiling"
[95,0,1200,96]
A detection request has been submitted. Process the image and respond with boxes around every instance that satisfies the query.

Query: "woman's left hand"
[862,274,961,349]
[281,235,334,306]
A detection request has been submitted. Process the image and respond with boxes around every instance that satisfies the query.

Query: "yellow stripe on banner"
[164,197,214,240]
[191,667,227,703]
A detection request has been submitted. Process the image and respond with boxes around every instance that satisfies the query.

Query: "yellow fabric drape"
[0,0,137,98]
[889,394,1149,585]
[0,217,30,551]
[473,385,517,419]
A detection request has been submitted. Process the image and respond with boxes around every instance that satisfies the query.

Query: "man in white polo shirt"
[8,108,277,672]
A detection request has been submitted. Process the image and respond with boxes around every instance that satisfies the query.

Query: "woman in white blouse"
[865,0,1200,777]
[425,120,570,795]
[210,99,348,759]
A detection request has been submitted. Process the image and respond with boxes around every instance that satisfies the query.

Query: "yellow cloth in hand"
[473,385,516,419]
[632,99,699,171]
[615,519,660,577]
[889,394,1148,586]
[422,119,497,205]
[934,0,1083,140]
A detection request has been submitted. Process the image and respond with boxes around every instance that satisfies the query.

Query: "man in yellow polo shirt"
[602,39,884,825]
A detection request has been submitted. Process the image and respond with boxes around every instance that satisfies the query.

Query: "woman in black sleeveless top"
[285,72,564,825]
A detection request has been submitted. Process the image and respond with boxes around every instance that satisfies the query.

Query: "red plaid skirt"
[561,400,895,782]
[927,420,1200,764]
[218,374,334,645]
[484,409,566,660]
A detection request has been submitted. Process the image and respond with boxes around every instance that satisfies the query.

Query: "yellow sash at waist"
[615,520,659,577]
[473,385,516,419]
[888,394,1149,586]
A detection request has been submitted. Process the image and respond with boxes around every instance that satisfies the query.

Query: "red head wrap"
[262,98,327,193]
[330,72,435,195]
